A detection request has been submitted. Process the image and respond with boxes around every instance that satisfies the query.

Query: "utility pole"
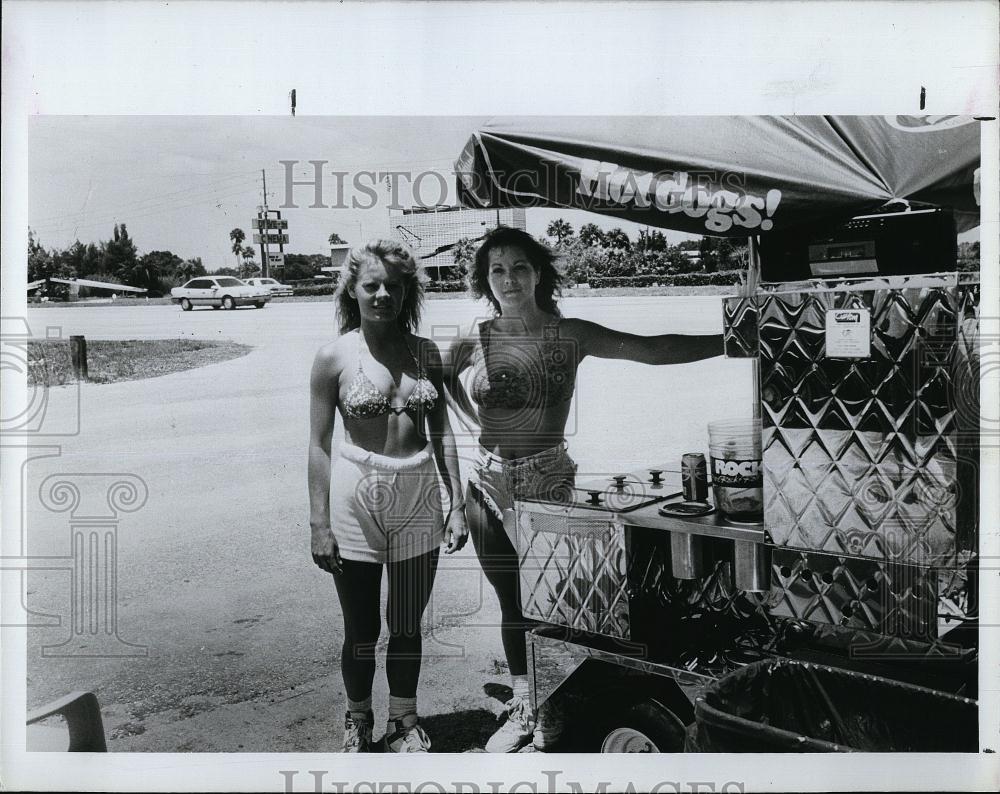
[260,170,269,278]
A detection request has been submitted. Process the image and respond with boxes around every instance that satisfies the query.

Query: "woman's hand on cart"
[443,510,469,554]
[311,525,344,574]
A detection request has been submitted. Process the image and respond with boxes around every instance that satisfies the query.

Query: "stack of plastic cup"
[707,419,763,520]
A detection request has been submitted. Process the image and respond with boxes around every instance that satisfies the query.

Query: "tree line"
[27,224,208,298]
[27,225,345,298]
[445,219,750,288]
[542,220,750,284]
[28,221,981,298]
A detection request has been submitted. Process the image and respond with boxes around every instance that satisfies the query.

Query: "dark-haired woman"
[444,226,723,752]
[309,239,468,753]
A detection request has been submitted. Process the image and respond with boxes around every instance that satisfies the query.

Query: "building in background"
[389,205,527,280]
[321,243,352,282]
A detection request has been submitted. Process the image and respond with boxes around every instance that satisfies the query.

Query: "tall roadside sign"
[252,169,289,278]
[252,211,288,278]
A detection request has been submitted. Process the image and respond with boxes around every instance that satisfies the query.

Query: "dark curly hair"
[335,239,424,335]
[470,226,564,316]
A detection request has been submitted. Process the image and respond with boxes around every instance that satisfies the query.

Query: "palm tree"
[328,232,347,246]
[230,228,246,269]
[240,246,257,278]
[578,223,606,248]
[604,228,632,251]
[546,219,574,247]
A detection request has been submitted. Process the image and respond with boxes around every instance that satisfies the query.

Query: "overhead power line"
[30,172,263,224]
[33,156,457,223]
[31,184,266,236]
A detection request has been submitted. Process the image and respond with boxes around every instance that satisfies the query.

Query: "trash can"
[688,658,977,752]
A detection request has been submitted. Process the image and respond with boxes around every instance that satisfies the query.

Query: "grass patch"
[28,339,252,386]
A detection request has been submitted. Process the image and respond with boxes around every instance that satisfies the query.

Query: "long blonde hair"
[334,239,424,335]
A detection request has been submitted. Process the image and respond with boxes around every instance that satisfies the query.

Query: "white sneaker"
[485,695,534,753]
[382,718,431,753]
[532,698,564,750]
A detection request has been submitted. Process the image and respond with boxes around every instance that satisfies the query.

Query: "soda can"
[681,453,708,502]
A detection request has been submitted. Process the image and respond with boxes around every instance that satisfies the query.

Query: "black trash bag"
[689,658,977,752]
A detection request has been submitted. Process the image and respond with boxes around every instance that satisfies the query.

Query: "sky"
[28,116,696,268]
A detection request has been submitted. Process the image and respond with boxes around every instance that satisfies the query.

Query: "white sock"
[347,695,372,720]
[511,675,530,703]
[388,695,418,727]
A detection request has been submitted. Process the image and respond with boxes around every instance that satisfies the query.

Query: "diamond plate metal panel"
[954,280,980,556]
[760,275,980,567]
[805,622,976,663]
[723,296,759,358]
[516,509,629,638]
[768,549,938,641]
[937,559,977,628]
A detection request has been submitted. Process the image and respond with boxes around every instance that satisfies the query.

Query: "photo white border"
[2,1,998,791]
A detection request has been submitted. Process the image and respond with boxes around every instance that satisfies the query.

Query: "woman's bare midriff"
[342,413,429,458]
[477,402,574,459]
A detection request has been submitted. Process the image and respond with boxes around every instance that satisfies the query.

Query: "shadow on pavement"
[482,682,513,703]
[422,709,500,752]
[371,709,499,753]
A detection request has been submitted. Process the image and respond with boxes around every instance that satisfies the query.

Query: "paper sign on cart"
[824,308,871,358]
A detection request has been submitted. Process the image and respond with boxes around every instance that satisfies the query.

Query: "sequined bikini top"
[342,332,439,419]
[470,319,575,410]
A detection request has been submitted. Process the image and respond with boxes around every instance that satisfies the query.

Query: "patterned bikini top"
[342,332,439,419]
[470,319,575,410]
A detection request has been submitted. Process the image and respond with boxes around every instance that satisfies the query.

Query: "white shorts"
[331,442,446,564]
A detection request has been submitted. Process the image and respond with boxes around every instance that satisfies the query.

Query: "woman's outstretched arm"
[565,318,724,365]
[308,343,344,574]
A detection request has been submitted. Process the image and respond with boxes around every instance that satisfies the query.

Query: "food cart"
[455,116,982,751]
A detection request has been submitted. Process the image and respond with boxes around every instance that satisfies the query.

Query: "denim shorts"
[467,442,577,542]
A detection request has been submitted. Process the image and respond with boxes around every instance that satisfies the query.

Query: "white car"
[244,277,294,297]
[170,277,270,310]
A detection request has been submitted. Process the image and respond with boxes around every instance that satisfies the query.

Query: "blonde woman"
[309,240,468,753]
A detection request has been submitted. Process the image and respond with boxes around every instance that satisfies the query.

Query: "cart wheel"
[600,700,687,753]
